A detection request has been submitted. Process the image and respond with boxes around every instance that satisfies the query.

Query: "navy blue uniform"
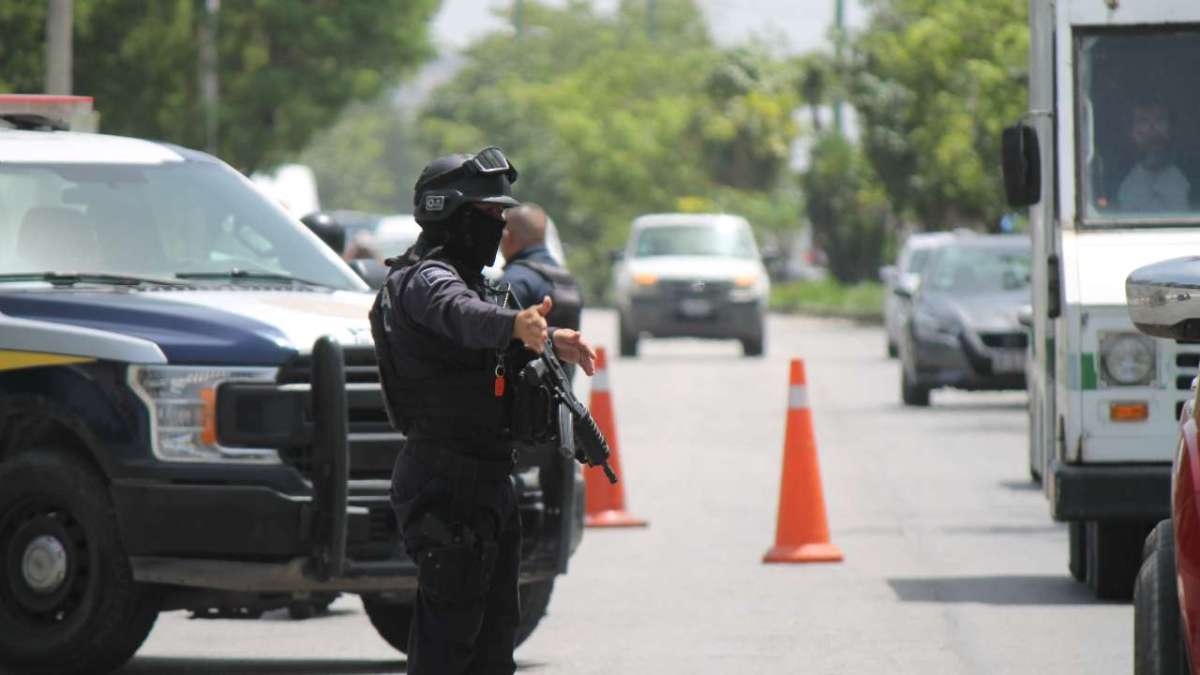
[500,244,558,310]
[373,250,523,675]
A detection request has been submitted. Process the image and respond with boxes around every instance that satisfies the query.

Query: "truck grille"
[658,279,732,299]
[276,346,402,480]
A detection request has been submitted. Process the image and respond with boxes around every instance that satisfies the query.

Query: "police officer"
[369,147,595,675]
[499,203,583,330]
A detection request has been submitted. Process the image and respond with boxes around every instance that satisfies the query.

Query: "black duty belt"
[405,440,515,482]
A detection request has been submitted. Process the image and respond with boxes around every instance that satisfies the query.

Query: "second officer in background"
[369,147,595,675]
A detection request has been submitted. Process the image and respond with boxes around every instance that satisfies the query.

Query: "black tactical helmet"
[413,147,520,226]
[299,211,346,254]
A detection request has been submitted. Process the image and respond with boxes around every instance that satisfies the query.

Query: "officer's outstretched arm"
[401,263,518,350]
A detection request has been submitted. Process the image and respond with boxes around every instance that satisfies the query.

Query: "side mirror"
[1017,304,1033,328]
[894,274,919,299]
[609,249,625,265]
[879,265,898,285]
[1126,256,1200,340]
[1002,122,1041,207]
[760,244,783,267]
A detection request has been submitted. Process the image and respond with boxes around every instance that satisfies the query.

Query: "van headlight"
[1099,333,1156,387]
[129,365,280,463]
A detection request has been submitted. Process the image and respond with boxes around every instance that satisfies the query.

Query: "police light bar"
[0,94,97,132]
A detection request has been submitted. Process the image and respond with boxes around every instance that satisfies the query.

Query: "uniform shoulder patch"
[418,264,456,286]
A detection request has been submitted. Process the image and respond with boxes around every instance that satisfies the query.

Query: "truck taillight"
[0,94,97,132]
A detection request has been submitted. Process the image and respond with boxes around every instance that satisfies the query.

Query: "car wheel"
[363,579,558,655]
[887,340,899,359]
[900,370,930,407]
[1087,520,1150,601]
[0,450,162,675]
[1134,520,1187,675]
[741,334,765,357]
[618,315,639,358]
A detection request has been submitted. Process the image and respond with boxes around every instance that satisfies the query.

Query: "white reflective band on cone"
[592,369,610,392]
[788,385,809,410]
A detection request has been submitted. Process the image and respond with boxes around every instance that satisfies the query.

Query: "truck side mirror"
[1002,122,1041,207]
[1127,256,1200,340]
[609,249,625,265]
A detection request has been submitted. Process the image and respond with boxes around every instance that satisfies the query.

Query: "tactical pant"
[390,439,521,675]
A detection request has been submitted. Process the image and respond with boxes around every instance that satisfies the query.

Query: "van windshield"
[634,222,757,259]
[0,161,362,289]
[1077,30,1200,227]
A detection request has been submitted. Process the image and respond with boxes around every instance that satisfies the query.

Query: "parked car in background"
[880,232,955,358]
[898,235,1032,406]
[1125,256,1200,675]
[612,213,769,357]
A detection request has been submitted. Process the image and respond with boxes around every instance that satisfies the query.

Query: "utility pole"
[199,0,220,154]
[514,0,524,39]
[832,0,845,135]
[45,0,73,95]
[647,0,657,39]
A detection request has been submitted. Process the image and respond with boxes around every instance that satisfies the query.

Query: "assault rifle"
[520,338,619,484]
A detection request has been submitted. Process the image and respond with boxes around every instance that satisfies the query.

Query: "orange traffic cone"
[584,347,647,528]
[763,359,843,563]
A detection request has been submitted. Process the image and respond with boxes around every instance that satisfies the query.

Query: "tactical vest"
[507,259,582,330]
[369,260,508,439]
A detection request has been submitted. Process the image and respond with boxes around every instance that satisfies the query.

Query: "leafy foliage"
[849,0,1028,228]
[803,133,890,283]
[0,0,439,172]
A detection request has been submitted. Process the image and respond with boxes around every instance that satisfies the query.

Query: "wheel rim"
[1,497,90,628]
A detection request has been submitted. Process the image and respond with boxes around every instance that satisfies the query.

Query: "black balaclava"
[444,207,506,270]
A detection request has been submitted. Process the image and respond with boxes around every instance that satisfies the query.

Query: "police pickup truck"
[0,96,582,674]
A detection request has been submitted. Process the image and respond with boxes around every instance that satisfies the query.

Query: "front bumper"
[911,330,1026,391]
[1049,460,1171,521]
[628,293,763,339]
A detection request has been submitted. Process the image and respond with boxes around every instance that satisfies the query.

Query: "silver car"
[612,213,769,357]
[880,232,956,358]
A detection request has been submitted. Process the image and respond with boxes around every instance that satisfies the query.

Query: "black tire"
[618,316,639,358]
[1087,520,1149,601]
[1134,520,1187,675]
[887,340,899,359]
[514,579,555,647]
[1068,521,1087,583]
[741,334,765,357]
[901,370,931,407]
[287,602,317,620]
[362,579,557,655]
[0,450,161,674]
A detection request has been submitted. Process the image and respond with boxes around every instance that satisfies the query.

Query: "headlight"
[1099,333,1156,386]
[913,309,959,337]
[129,365,280,463]
[729,273,764,302]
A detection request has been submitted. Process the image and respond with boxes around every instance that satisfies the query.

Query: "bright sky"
[432,0,869,54]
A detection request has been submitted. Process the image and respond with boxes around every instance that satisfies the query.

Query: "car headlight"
[129,365,280,463]
[729,273,764,302]
[913,309,959,337]
[1099,333,1156,386]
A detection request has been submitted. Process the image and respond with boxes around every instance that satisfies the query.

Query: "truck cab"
[0,97,583,674]
[1004,1,1200,599]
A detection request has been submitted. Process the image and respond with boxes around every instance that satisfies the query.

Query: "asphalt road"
[125,310,1130,674]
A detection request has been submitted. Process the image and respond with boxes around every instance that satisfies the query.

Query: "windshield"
[1077,30,1200,226]
[925,245,1031,294]
[633,221,758,259]
[0,161,363,289]
[906,248,933,275]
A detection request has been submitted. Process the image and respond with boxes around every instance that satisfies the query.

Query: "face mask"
[446,208,506,269]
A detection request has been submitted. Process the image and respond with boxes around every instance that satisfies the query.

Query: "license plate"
[992,349,1025,373]
[679,298,713,318]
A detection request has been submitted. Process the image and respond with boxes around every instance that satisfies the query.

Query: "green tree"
[0,0,439,172]
[804,133,889,283]
[850,0,1028,228]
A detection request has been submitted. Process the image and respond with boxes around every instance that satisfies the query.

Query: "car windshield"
[906,248,934,274]
[1077,30,1200,226]
[925,245,1031,294]
[633,221,757,259]
[0,161,363,289]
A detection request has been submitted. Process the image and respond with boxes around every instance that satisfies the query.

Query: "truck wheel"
[363,580,557,655]
[740,334,765,357]
[513,579,555,647]
[619,316,639,358]
[901,370,931,407]
[0,450,161,674]
[1134,521,1187,675]
[1087,520,1148,601]
[1068,521,1087,583]
[887,340,899,359]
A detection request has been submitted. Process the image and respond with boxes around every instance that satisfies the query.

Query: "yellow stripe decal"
[0,350,95,372]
